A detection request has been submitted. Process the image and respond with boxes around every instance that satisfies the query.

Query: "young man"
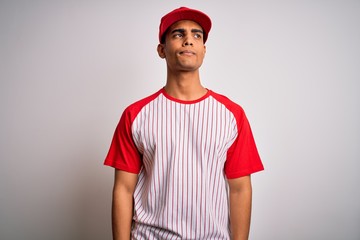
[104,7,264,240]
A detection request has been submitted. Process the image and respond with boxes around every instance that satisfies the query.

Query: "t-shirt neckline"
[160,87,211,104]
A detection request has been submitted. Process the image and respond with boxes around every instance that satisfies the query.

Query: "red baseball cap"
[159,7,212,43]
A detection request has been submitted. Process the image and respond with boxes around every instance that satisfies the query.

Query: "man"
[104,6,264,240]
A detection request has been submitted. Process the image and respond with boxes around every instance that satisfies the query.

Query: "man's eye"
[174,33,183,38]
[194,34,202,39]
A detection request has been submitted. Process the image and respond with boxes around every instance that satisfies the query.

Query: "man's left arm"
[228,175,252,240]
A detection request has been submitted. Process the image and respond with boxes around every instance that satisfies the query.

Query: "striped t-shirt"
[104,88,264,239]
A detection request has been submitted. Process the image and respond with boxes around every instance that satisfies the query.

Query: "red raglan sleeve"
[224,108,264,179]
[104,107,142,174]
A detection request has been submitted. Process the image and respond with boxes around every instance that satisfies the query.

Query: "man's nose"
[182,36,193,46]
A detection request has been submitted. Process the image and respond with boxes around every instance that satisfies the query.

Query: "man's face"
[157,20,206,73]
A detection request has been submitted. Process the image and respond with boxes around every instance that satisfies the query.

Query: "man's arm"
[228,175,253,240]
[112,169,138,240]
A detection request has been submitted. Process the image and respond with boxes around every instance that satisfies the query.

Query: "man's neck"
[164,71,207,101]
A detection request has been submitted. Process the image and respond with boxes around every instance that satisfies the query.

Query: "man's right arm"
[112,169,138,240]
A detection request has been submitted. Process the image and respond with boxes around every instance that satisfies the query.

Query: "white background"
[1,0,359,239]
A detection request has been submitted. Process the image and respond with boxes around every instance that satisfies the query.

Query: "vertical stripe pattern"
[131,93,238,239]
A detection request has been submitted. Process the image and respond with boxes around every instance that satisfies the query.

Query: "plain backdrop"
[1,0,359,239]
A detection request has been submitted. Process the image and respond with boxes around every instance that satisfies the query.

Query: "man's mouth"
[179,50,195,56]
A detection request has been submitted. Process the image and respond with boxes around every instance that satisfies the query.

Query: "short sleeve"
[224,111,264,179]
[104,108,142,174]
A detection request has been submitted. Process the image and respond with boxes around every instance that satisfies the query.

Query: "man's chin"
[178,63,203,72]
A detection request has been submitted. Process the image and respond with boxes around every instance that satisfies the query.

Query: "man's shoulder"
[122,89,163,119]
[209,90,245,114]
[128,89,162,108]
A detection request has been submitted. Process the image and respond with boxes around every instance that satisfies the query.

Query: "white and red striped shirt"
[105,88,264,239]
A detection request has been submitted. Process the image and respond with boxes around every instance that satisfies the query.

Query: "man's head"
[157,7,212,73]
[159,7,212,44]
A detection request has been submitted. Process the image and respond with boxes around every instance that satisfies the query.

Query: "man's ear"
[157,44,166,59]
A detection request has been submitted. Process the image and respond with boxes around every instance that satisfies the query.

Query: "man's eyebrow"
[171,28,185,34]
[170,28,204,34]
[191,29,204,34]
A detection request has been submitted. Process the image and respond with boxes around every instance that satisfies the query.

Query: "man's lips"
[179,50,195,56]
